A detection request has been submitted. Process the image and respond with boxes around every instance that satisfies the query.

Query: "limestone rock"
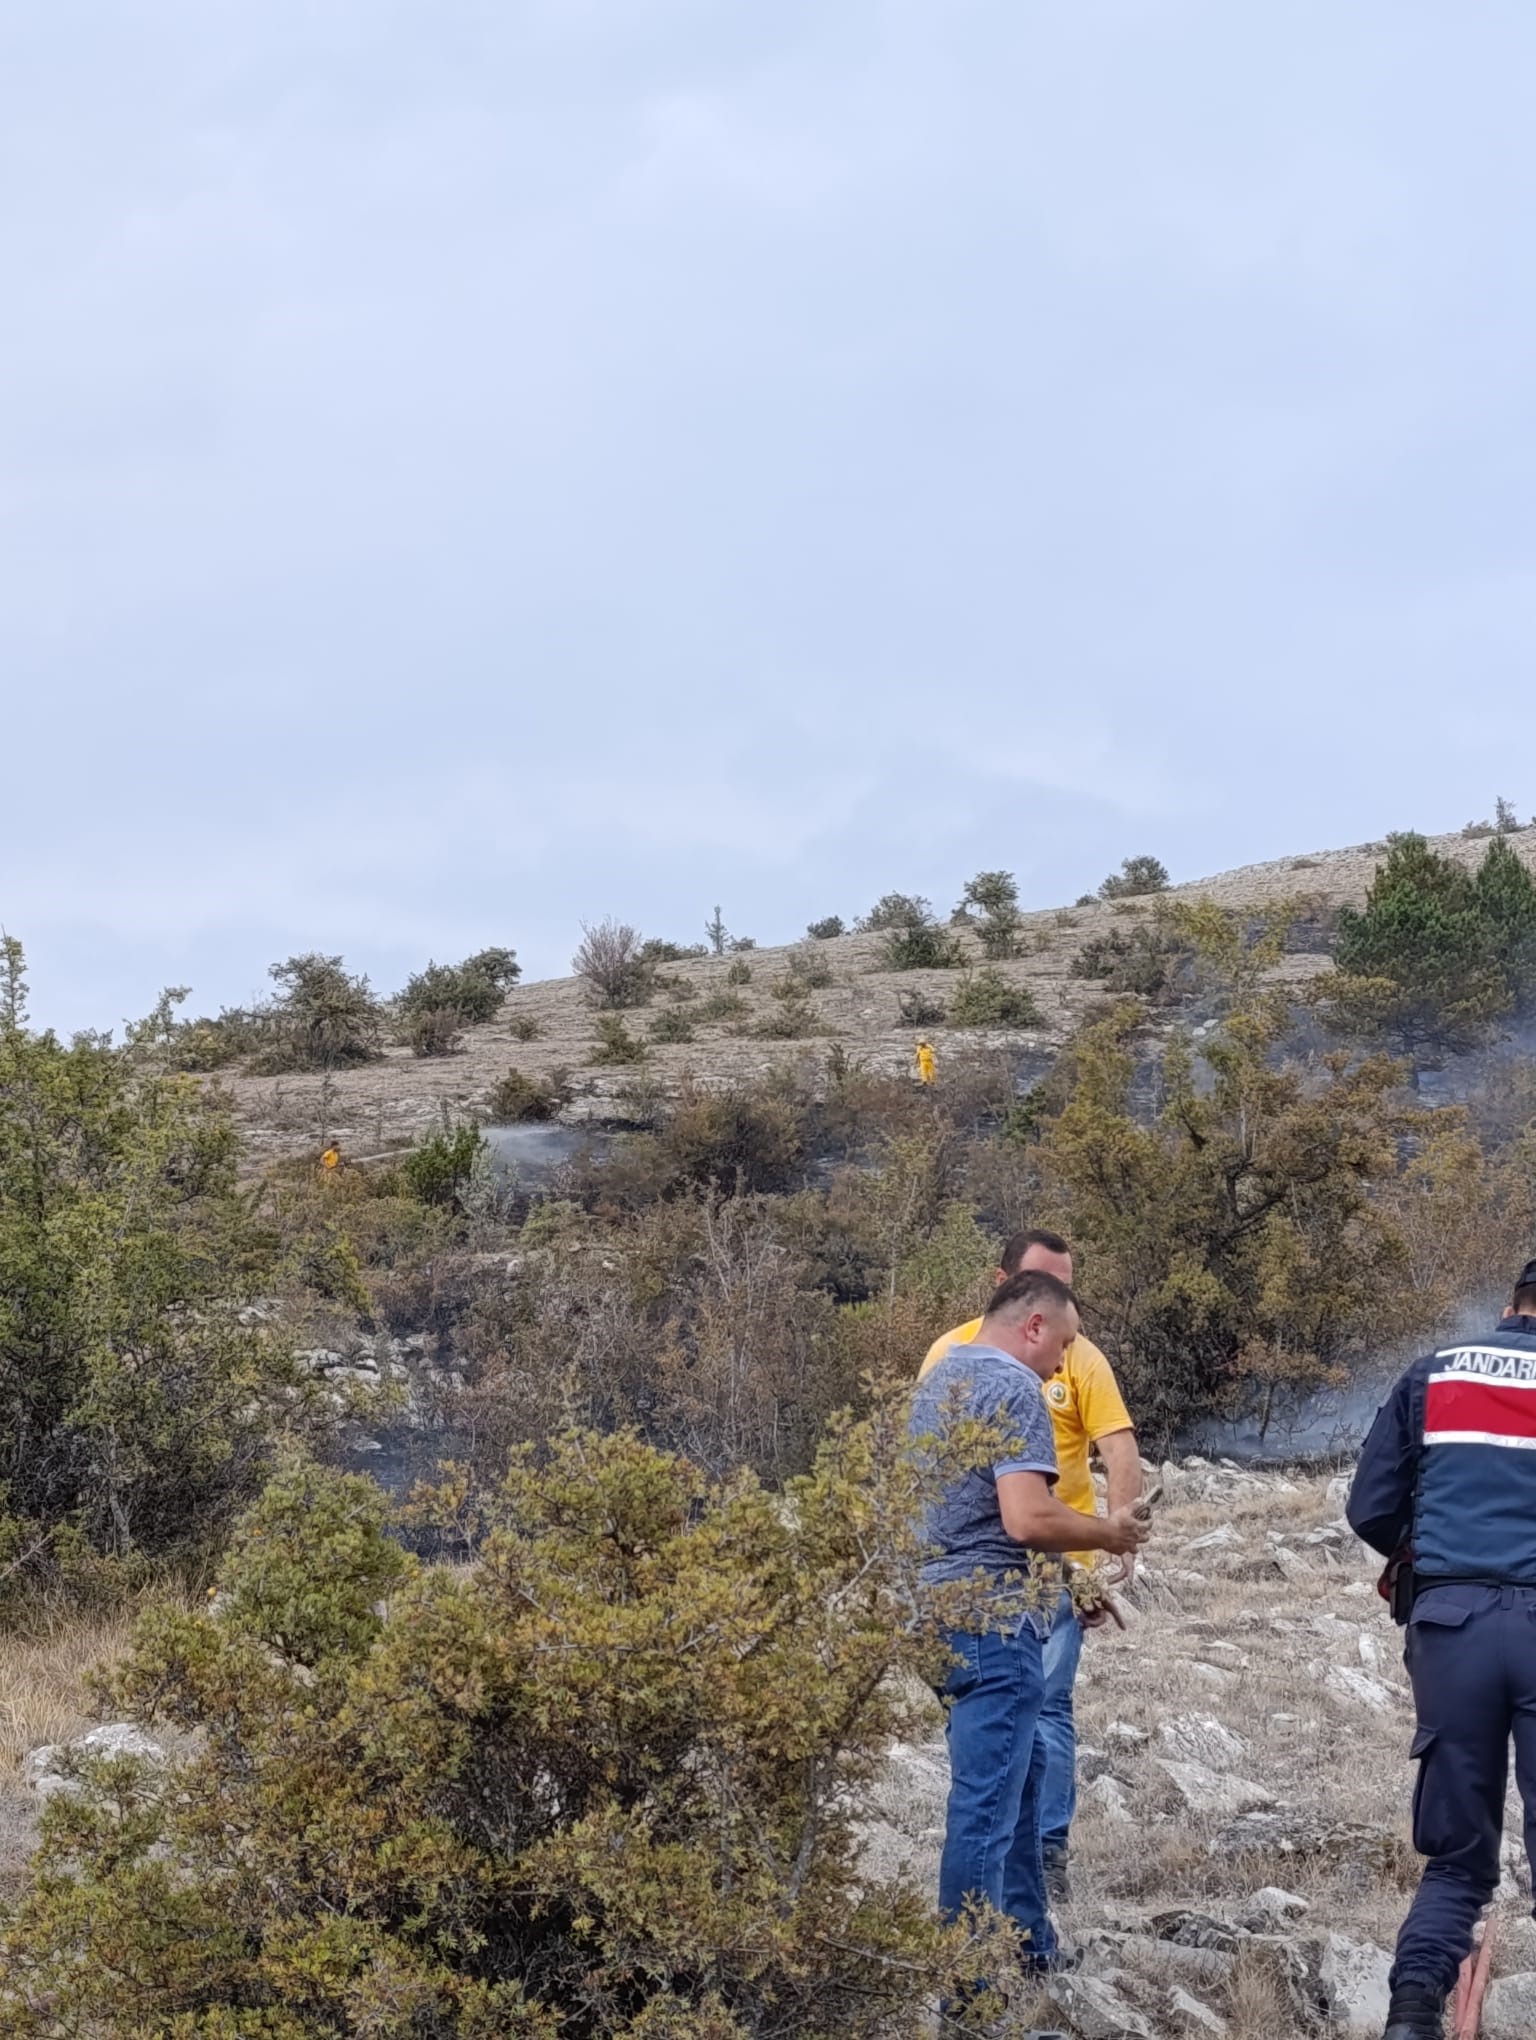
[1154,1757,1274,1817]
[1157,1714,1251,1769]
[23,1723,165,1800]
[1484,1969,1536,2039]
[1318,1932,1391,2038]
[1083,1773,1134,1824]
[1237,1886,1310,1931]
[1323,1665,1397,1713]
[1047,1970,1153,2040]
[1168,1986,1229,2036]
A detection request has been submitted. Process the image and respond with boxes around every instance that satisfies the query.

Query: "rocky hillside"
[223,825,1536,1169]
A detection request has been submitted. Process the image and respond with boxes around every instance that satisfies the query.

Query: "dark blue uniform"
[1348,1313,1536,1996]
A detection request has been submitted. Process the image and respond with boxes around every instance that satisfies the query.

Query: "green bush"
[0,945,331,1599]
[402,1124,488,1209]
[1098,855,1171,901]
[947,969,1044,1029]
[753,989,818,1039]
[0,1433,1006,2036]
[782,945,834,990]
[856,891,932,932]
[661,974,699,1002]
[879,923,965,971]
[486,1069,568,1123]
[508,1013,544,1041]
[399,947,520,1029]
[590,1014,648,1065]
[649,1006,696,1045]
[807,915,846,940]
[956,870,1020,960]
[406,1005,464,1057]
[725,958,753,986]
[1070,924,1185,1000]
[697,989,749,1024]
[251,953,384,1072]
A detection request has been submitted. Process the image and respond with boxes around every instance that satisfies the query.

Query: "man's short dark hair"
[1516,1258,1536,1316]
[984,1267,1079,1323]
[999,1227,1071,1276]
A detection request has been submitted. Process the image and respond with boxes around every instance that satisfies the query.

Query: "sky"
[6,2,1536,1034]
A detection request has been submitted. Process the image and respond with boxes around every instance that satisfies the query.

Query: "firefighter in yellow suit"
[915,1040,936,1085]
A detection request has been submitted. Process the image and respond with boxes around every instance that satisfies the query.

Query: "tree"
[957,872,1021,960]
[704,905,730,955]
[1098,855,1170,900]
[807,915,846,941]
[856,893,933,932]
[1322,834,1510,1058]
[258,953,384,1070]
[1473,835,1536,1012]
[399,948,521,1030]
[0,1432,1013,2035]
[0,947,329,1598]
[574,921,654,1009]
[1029,995,1426,1441]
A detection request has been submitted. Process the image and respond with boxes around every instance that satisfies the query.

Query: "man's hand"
[1098,1504,1150,1557]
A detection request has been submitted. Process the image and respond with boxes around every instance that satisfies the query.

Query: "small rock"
[1271,1546,1313,1582]
[23,1722,165,1800]
[1238,1886,1310,1931]
[1154,1758,1274,1817]
[1323,1665,1397,1713]
[1157,1714,1251,1770]
[1168,1986,1228,2036]
[1083,1773,1135,1824]
[1106,1721,1149,1749]
[1047,1971,1152,2040]
[1318,1932,1391,2038]
[1485,1973,1536,2040]
[1185,1525,1242,1554]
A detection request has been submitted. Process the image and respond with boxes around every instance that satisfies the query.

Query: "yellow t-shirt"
[919,1317,1133,1556]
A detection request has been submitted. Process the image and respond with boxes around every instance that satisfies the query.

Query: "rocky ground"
[10,1460,1536,2036]
[859,1458,1534,2039]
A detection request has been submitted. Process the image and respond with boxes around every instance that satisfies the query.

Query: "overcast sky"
[7,3,1536,1033]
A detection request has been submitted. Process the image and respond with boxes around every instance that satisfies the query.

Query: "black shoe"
[1382,1982,1446,2039]
[1042,1845,1070,1906]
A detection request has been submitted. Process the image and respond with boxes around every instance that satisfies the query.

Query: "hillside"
[224,824,1536,1168]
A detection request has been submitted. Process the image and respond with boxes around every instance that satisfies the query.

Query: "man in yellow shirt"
[921,1226,1142,1902]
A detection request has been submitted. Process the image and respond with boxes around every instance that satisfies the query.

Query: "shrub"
[252,953,384,1071]
[896,988,947,1028]
[168,1006,263,1071]
[656,1082,809,1193]
[957,869,1019,920]
[0,947,332,1598]
[725,957,753,986]
[1098,855,1171,900]
[661,974,698,1002]
[782,944,834,990]
[402,1124,488,1210]
[590,1013,648,1065]
[697,989,749,1024]
[649,1006,696,1045]
[399,947,520,1029]
[857,891,932,932]
[638,937,709,962]
[406,1005,464,1057]
[879,923,965,971]
[807,915,846,940]
[947,969,1044,1028]
[753,990,818,1039]
[573,919,654,1009]
[486,1068,568,1123]
[508,1013,544,1041]
[1070,924,1185,1000]
[0,1433,1007,2036]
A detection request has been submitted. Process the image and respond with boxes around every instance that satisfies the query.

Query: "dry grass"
[0,1601,151,1898]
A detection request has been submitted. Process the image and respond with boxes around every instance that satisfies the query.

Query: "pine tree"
[1325,834,1510,1057]
[1474,836,1536,1012]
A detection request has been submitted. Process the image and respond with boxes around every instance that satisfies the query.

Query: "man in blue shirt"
[910,1268,1148,1973]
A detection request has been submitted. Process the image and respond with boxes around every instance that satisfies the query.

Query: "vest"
[1413,1317,1536,1587]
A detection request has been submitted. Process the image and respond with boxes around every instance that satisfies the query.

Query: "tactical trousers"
[1392,1583,1536,1993]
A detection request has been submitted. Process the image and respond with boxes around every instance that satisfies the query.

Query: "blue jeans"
[938,1620,1057,1966]
[1038,1588,1085,1856]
